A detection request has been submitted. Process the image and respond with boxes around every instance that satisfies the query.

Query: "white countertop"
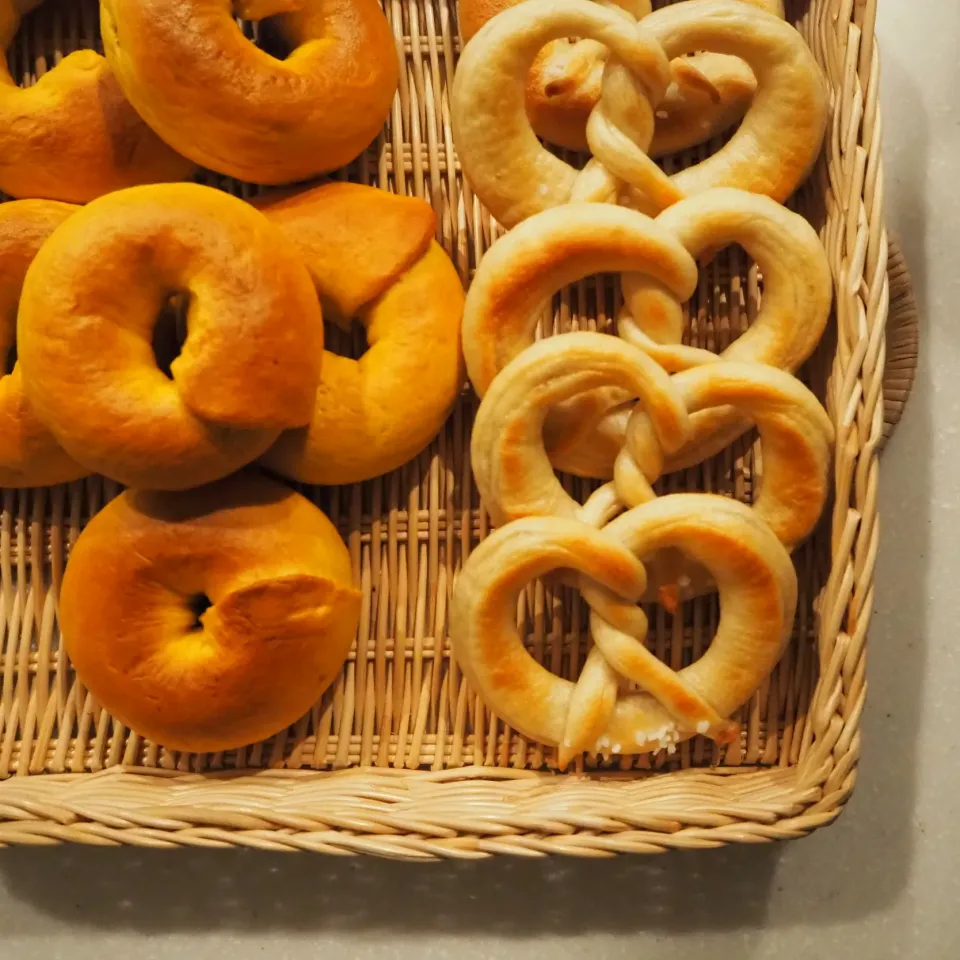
[2,3,957,958]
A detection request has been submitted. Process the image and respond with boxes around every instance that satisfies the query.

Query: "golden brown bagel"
[17,183,324,490]
[60,472,361,754]
[458,0,781,156]
[101,0,399,184]
[0,0,192,202]
[0,199,88,487]
[451,494,797,767]
[452,0,826,227]
[257,183,465,485]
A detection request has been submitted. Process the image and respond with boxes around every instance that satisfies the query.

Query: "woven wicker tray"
[0,0,892,856]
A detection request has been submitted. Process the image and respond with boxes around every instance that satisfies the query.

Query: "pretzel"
[0,199,87,487]
[472,332,832,604]
[458,0,783,156]
[451,493,797,766]
[0,0,192,202]
[101,0,399,184]
[256,183,465,485]
[16,184,324,490]
[452,0,827,227]
[462,190,830,478]
[463,201,697,474]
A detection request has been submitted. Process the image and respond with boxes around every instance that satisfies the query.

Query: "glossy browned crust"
[258,183,465,484]
[101,0,399,183]
[60,472,362,753]
[0,0,193,202]
[16,183,324,490]
[0,199,88,487]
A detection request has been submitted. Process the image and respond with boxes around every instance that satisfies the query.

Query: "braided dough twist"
[451,493,797,766]
[452,0,827,227]
[459,0,783,156]
[462,190,831,478]
[472,332,832,604]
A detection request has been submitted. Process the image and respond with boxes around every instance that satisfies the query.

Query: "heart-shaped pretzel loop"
[451,494,797,768]
[453,0,827,227]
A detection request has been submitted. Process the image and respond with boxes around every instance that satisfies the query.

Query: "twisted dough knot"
[462,190,832,479]
[451,493,797,767]
[458,0,785,156]
[472,330,833,607]
[452,0,827,227]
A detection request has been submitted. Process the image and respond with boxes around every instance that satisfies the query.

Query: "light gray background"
[1,3,956,957]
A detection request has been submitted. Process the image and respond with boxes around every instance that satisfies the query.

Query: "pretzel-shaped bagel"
[17,183,324,490]
[462,190,829,478]
[0,0,192,202]
[451,493,797,765]
[472,333,832,604]
[101,0,399,184]
[618,187,833,472]
[452,0,826,227]
[257,183,465,485]
[0,199,88,487]
[462,201,697,474]
[458,0,783,156]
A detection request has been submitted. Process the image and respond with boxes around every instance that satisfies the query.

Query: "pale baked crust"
[458,0,783,156]
[462,189,831,478]
[452,0,827,227]
[471,332,832,604]
[451,494,797,766]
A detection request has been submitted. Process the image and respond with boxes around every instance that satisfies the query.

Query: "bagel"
[458,0,783,156]
[452,0,827,227]
[16,183,324,490]
[257,183,465,485]
[60,472,362,753]
[451,494,797,767]
[101,0,400,184]
[0,199,88,487]
[0,0,192,202]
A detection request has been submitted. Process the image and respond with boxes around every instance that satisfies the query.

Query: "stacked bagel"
[1,1,469,754]
[450,0,836,766]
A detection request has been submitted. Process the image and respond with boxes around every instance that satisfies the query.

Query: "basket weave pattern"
[0,0,886,856]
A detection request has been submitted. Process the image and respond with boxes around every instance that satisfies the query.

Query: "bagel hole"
[187,593,212,631]
[324,318,369,360]
[239,16,295,61]
[4,341,16,376]
[152,295,189,379]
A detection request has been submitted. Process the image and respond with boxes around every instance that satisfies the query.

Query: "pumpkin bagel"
[258,182,465,485]
[16,183,324,490]
[0,0,192,202]
[101,0,400,184]
[60,472,362,754]
[0,199,88,488]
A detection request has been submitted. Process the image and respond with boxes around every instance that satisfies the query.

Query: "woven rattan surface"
[883,238,918,448]
[0,0,887,857]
